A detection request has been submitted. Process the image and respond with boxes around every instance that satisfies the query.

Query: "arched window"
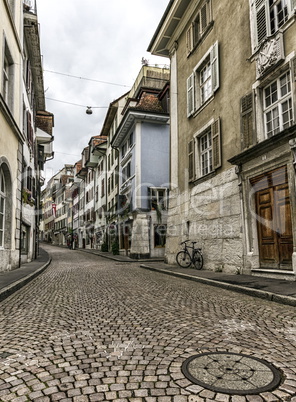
[0,168,5,248]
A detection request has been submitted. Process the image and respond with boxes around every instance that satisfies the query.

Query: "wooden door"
[274,184,293,266]
[256,182,293,270]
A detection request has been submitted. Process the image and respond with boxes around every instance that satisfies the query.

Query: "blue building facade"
[112,72,170,258]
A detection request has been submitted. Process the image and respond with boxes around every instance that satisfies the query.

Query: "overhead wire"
[43,69,131,88]
[45,97,109,108]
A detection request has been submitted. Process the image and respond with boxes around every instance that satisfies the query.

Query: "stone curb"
[140,264,296,307]
[0,253,52,303]
[77,248,164,263]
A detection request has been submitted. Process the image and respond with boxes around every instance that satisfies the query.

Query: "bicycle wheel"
[193,250,203,270]
[176,251,191,268]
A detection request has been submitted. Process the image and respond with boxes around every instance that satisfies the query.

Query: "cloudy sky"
[36,0,170,183]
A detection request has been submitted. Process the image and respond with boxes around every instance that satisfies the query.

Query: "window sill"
[190,170,216,186]
[188,95,214,119]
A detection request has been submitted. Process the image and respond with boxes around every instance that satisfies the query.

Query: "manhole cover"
[182,352,282,395]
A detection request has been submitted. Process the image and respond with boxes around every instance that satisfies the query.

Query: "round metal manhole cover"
[181,352,282,395]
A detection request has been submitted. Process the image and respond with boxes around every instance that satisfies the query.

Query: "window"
[187,42,219,116]
[186,0,212,54]
[122,162,131,184]
[200,61,212,103]
[115,169,119,186]
[108,177,111,194]
[0,169,5,248]
[253,0,293,48]
[2,41,14,109]
[188,118,221,181]
[200,129,212,176]
[101,178,105,197]
[27,111,33,145]
[150,188,168,211]
[128,132,133,147]
[26,167,32,192]
[111,172,114,191]
[2,56,9,102]
[263,71,293,137]
[121,143,127,159]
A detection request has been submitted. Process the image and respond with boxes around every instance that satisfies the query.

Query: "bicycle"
[176,240,203,270]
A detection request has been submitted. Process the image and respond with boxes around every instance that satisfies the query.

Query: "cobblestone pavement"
[0,246,296,402]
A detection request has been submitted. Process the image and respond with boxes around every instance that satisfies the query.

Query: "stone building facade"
[149,0,296,279]
[0,0,53,271]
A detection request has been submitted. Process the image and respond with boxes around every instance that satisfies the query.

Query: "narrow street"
[0,245,295,401]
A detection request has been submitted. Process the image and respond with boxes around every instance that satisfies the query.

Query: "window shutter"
[27,111,33,145]
[255,0,268,46]
[188,140,195,181]
[187,73,195,117]
[211,41,219,93]
[212,118,221,170]
[241,93,254,149]
[186,25,194,54]
[200,4,208,31]
[291,57,296,81]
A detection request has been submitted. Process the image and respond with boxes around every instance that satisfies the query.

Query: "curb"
[140,264,296,307]
[0,254,52,303]
[77,248,164,263]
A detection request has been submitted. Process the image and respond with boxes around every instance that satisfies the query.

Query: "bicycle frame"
[176,240,203,269]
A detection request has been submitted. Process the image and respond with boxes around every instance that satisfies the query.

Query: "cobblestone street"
[0,245,296,401]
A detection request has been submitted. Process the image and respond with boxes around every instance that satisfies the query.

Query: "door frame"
[250,166,293,270]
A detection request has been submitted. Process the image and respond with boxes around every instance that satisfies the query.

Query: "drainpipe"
[19,150,24,268]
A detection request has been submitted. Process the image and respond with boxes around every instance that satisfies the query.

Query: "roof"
[134,92,165,113]
[147,0,191,57]
[147,0,175,53]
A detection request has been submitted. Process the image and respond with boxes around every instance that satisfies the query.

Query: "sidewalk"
[0,248,51,302]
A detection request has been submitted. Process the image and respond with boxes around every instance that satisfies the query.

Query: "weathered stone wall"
[165,167,243,273]
[130,214,150,259]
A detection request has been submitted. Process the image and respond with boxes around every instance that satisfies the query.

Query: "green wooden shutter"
[200,3,208,31]
[255,0,268,46]
[211,41,219,93]
[188,140,195,181]
[241,93,254,150]
[291,57,296,81]
[187,73,195,117]
[186,25,193,55]
[212,118,221,170]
